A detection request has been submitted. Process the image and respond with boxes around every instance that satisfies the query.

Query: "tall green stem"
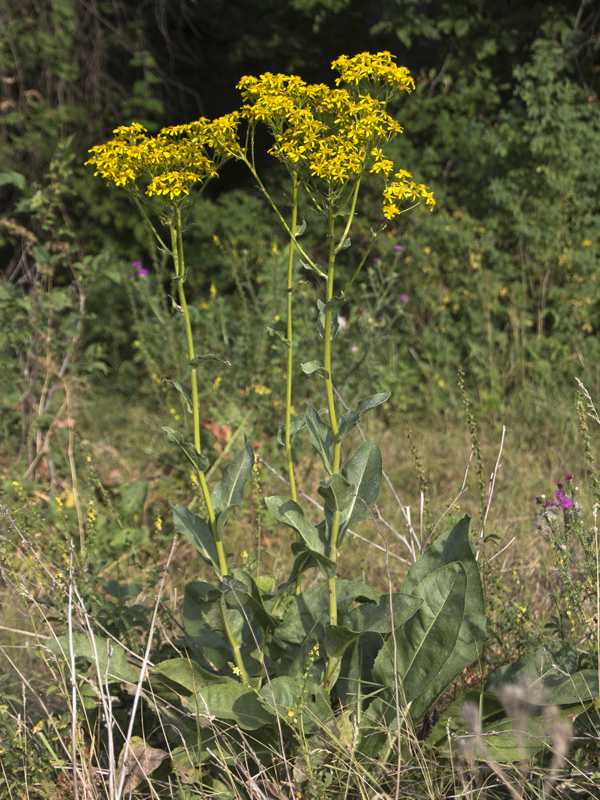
[325,204,341,639]
[285,176,299,504]
[169,216,228,579]
[170,213,248,682]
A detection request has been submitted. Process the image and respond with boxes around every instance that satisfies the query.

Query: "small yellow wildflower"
[155,516,163,533]
[210,282,217,299]
[254,384,272,396]
[214,375,222,390]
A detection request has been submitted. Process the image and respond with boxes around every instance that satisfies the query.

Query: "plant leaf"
[400,515,485,719]
[338,438,383,539]
[164,379,193,413]
[148,659,273,730]
[171,504,222,578]
[372,562,467,721]
[210,437,254,538]
[305,403,334,473]
[301,360,330,379]
[189,354,231,368]
[162,426,209,473]
[276,414,307,446]
[337,393,391,441]
[47,633,138,685]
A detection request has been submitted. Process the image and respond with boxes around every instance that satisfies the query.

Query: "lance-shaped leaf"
[277,414,307,447]
[189,354,231,368]
[164,379,194,413]
[148,659,273,730]
[171,504,222,578]
[316,299,339,341]
[401,515,485,719]
[301,360,330,379]
[290,540,337,580]
[305,403,334,473]
[372,562,468,721]
[318,473,355,513]
[210,438,254,538]
[163,427,209,473]
[226,569,279,632]
[338,439,383,538]
[260,676,333,734]
[265,496,328,558]
[324,593,422,662]
[47,633,138,685]
[337,393,391,441]
[273,580,379,677]
[267,327,290,347]
[301,259,326,278]
[183,581,259,674]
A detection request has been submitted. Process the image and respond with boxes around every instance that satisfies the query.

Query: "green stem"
[220,595,249,683]
[324,205,341,474]
[323,200,342,689]
[285,175,299,505]
[169,216,229,579]
[241,157,326,277]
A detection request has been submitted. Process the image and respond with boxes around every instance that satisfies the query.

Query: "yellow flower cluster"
[237,52,434,216]
[86,114,242,200]
[238,70,403,187]
[332,51,415,99]
[383,169,436,218]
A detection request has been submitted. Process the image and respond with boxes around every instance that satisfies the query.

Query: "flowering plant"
[77,53,484,797]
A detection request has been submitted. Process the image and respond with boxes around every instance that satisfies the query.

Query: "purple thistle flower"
[566,473,573,482]
[132,261,143,269]
[137,268,150,277]
[557,482,564,490]
[556,491,564,501]
[358,308,364,314]
[400,294,409,303]
[394,245,403,252]
[559,496,574,510]
[373,258,380,264]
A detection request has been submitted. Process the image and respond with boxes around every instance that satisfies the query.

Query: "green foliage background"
[1,0,599,427]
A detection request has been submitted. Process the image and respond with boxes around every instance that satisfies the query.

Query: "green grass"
[1,380,599,799]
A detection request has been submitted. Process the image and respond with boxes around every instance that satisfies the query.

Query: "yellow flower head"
[86,115,241,202]
[332,51,415,99]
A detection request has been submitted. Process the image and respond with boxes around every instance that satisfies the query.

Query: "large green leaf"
[317,473,355,514]
[337,393,391,441]
[276,414,307,446]
[148,659,273,730]
[305,403,334,473]
[260,676,333,733]
[210,438,254,538]
[400,515,485,718]
[171,504,222,578]
[373,562,467,721]
[183,580,262,675]
[265,496,327,555]
[163,426,209,473]
[430,686,591,763]
[324,593,422,661]
[272,580,379,677]
[338,438,383,539]
[47,633,138,685]
[486,642,598,705]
